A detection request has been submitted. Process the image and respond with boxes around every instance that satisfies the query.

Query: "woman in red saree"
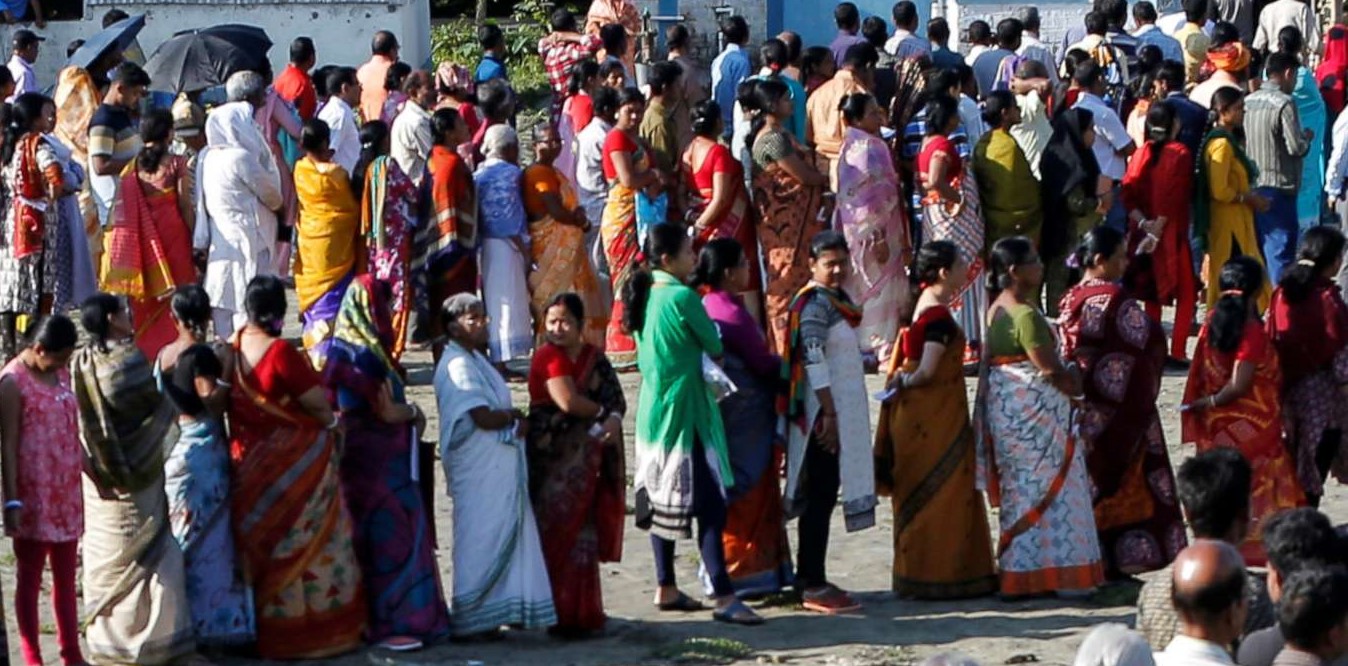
[1058,227,1186,579]
[1121,102,1198,364]
[1182,256,1305,566]
[227,275,366,659]
[525,293,626,635]
[1266,226,1348,507]
[683,101,762,320]
[101,110,197,361]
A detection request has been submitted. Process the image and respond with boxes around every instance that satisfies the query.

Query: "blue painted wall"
[774,0,930,50]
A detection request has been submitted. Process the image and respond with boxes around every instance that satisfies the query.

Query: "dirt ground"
[8,305,1347,666]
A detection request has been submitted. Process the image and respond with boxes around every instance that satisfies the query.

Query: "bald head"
[1172,540,1248,645]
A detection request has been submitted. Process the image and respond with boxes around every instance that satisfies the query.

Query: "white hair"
[482,124,518,161]
[225,70,267,103]
[441,292,484,323]
[1074,624,1155,666]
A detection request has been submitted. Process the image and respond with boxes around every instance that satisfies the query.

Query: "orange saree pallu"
[100,157,195,360]
[525,164,606,348]
[229,341,366,660]
[875,306,996,599]
[752,162,832,356]
[1182,320,1305,566]
[600,178,641,368]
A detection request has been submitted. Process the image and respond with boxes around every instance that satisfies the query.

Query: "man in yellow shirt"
[806,42,875,185]
[1174,0,1212,84]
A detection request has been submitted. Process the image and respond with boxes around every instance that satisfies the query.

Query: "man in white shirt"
[391,69,435,186]
[317,66,362,175]
[575,86,618,278]
[1009,60,1054,178]
[194,82,284,339]
[1072,61,1134,226]
[1014,7,1059,86]
[1254,0,1321,55]
[1153,541,1248,666]
[6,30,39,103]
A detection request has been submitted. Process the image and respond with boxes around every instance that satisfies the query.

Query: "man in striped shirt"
[1245,51,1313,282]
[88,62,149,229]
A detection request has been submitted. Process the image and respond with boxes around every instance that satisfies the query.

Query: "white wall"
[8,0,431,91]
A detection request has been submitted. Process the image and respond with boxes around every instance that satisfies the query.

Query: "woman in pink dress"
[255,72,304,278]
[0,315,83,666]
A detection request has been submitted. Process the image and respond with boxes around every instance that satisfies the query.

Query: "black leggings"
[1308,428,1342,508]
[650,439,733,597]
[795,439,840,591]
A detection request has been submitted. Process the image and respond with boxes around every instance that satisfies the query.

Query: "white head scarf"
[1073,624,1155,666]
[482,124,517,161]
[205,101,268,156]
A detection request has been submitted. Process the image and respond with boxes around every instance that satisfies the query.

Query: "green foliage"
[650,637,754,664]
[430,0,582,110]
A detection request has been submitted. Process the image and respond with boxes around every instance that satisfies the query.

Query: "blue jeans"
[1254,187,1299,283]
[1106,182,1128,232]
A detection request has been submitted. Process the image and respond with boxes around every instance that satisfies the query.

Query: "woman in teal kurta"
[1282,30,1327,230]
[625,223,763,626]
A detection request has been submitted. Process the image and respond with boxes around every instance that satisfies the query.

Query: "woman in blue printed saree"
[434,293,556,638]
[155,286,254,647]
[326,275,451,650]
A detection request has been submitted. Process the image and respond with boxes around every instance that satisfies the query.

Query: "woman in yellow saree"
[294,119,363,367]
[525,124,606,347]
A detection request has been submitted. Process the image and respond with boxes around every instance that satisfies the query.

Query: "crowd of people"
[3,0,1348,662]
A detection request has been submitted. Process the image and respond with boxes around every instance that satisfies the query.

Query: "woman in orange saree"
[1182,256,1305,566]
[747,79,832,355]
[101,110,197,361]
[683,101,762,321]
[874,241,996,599]
[416,108,478,351]
[525,125,605,347]
[227,275,366,659]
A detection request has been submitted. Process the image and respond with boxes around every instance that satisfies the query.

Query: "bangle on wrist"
[325,416,340,431]
[5,499,22,510]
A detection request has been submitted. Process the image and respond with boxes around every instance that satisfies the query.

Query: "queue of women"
[5,7,1348,664]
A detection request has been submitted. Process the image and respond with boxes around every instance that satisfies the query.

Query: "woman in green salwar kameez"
[625,223,763,626]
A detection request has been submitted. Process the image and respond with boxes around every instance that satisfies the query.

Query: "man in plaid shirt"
[539,8,603,124]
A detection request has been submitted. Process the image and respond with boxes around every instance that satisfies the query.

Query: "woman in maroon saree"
[1266,226,1348,507]
[525,293,627,636]
[1058,226,1187,579]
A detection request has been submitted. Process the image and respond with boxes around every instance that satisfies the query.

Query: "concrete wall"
[948,0,1090,58]
[9,0,431,91]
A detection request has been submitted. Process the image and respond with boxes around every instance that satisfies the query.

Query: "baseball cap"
[13,30,45,49]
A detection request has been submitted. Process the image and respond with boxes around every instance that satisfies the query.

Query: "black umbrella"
[144,24,272,93]
[66,14,145,71]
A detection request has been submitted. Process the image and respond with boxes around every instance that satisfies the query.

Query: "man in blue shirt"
[927,18,963,70]
[1133,1,1185,63]
[829,2,869,68]
[711,15,751,140]
[474,24,509,86]
[1156,59,1207,155]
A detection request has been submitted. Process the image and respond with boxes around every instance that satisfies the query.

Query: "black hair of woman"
[1209,255,1265,353]
[1278,225,1346,304]
[690,237,746,291]
[622,223,689,334]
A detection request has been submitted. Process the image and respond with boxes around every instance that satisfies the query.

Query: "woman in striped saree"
[73,293,196,664]
[416,107,478,353]
[101,110,197,361]
[228,275,366,658]
[294,119,363,368]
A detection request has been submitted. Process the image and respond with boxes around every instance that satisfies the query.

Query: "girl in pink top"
[0,315,83,666]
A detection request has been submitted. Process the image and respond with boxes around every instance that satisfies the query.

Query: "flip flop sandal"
[656,591,706,612]
[801,588,862,614]
[377,636,424,652]
[713,599,765,626]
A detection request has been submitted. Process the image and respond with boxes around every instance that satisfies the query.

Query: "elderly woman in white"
[434,292,556,638]
[193,71,284,340]
[472,125,533,370]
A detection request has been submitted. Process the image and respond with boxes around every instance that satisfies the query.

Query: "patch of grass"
[39,622,55,635]
[855,646,919,666]
[651,637,753,664]
[0,551,15,567]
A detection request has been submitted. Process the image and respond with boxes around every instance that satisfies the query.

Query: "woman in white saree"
[434,292,557,639]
